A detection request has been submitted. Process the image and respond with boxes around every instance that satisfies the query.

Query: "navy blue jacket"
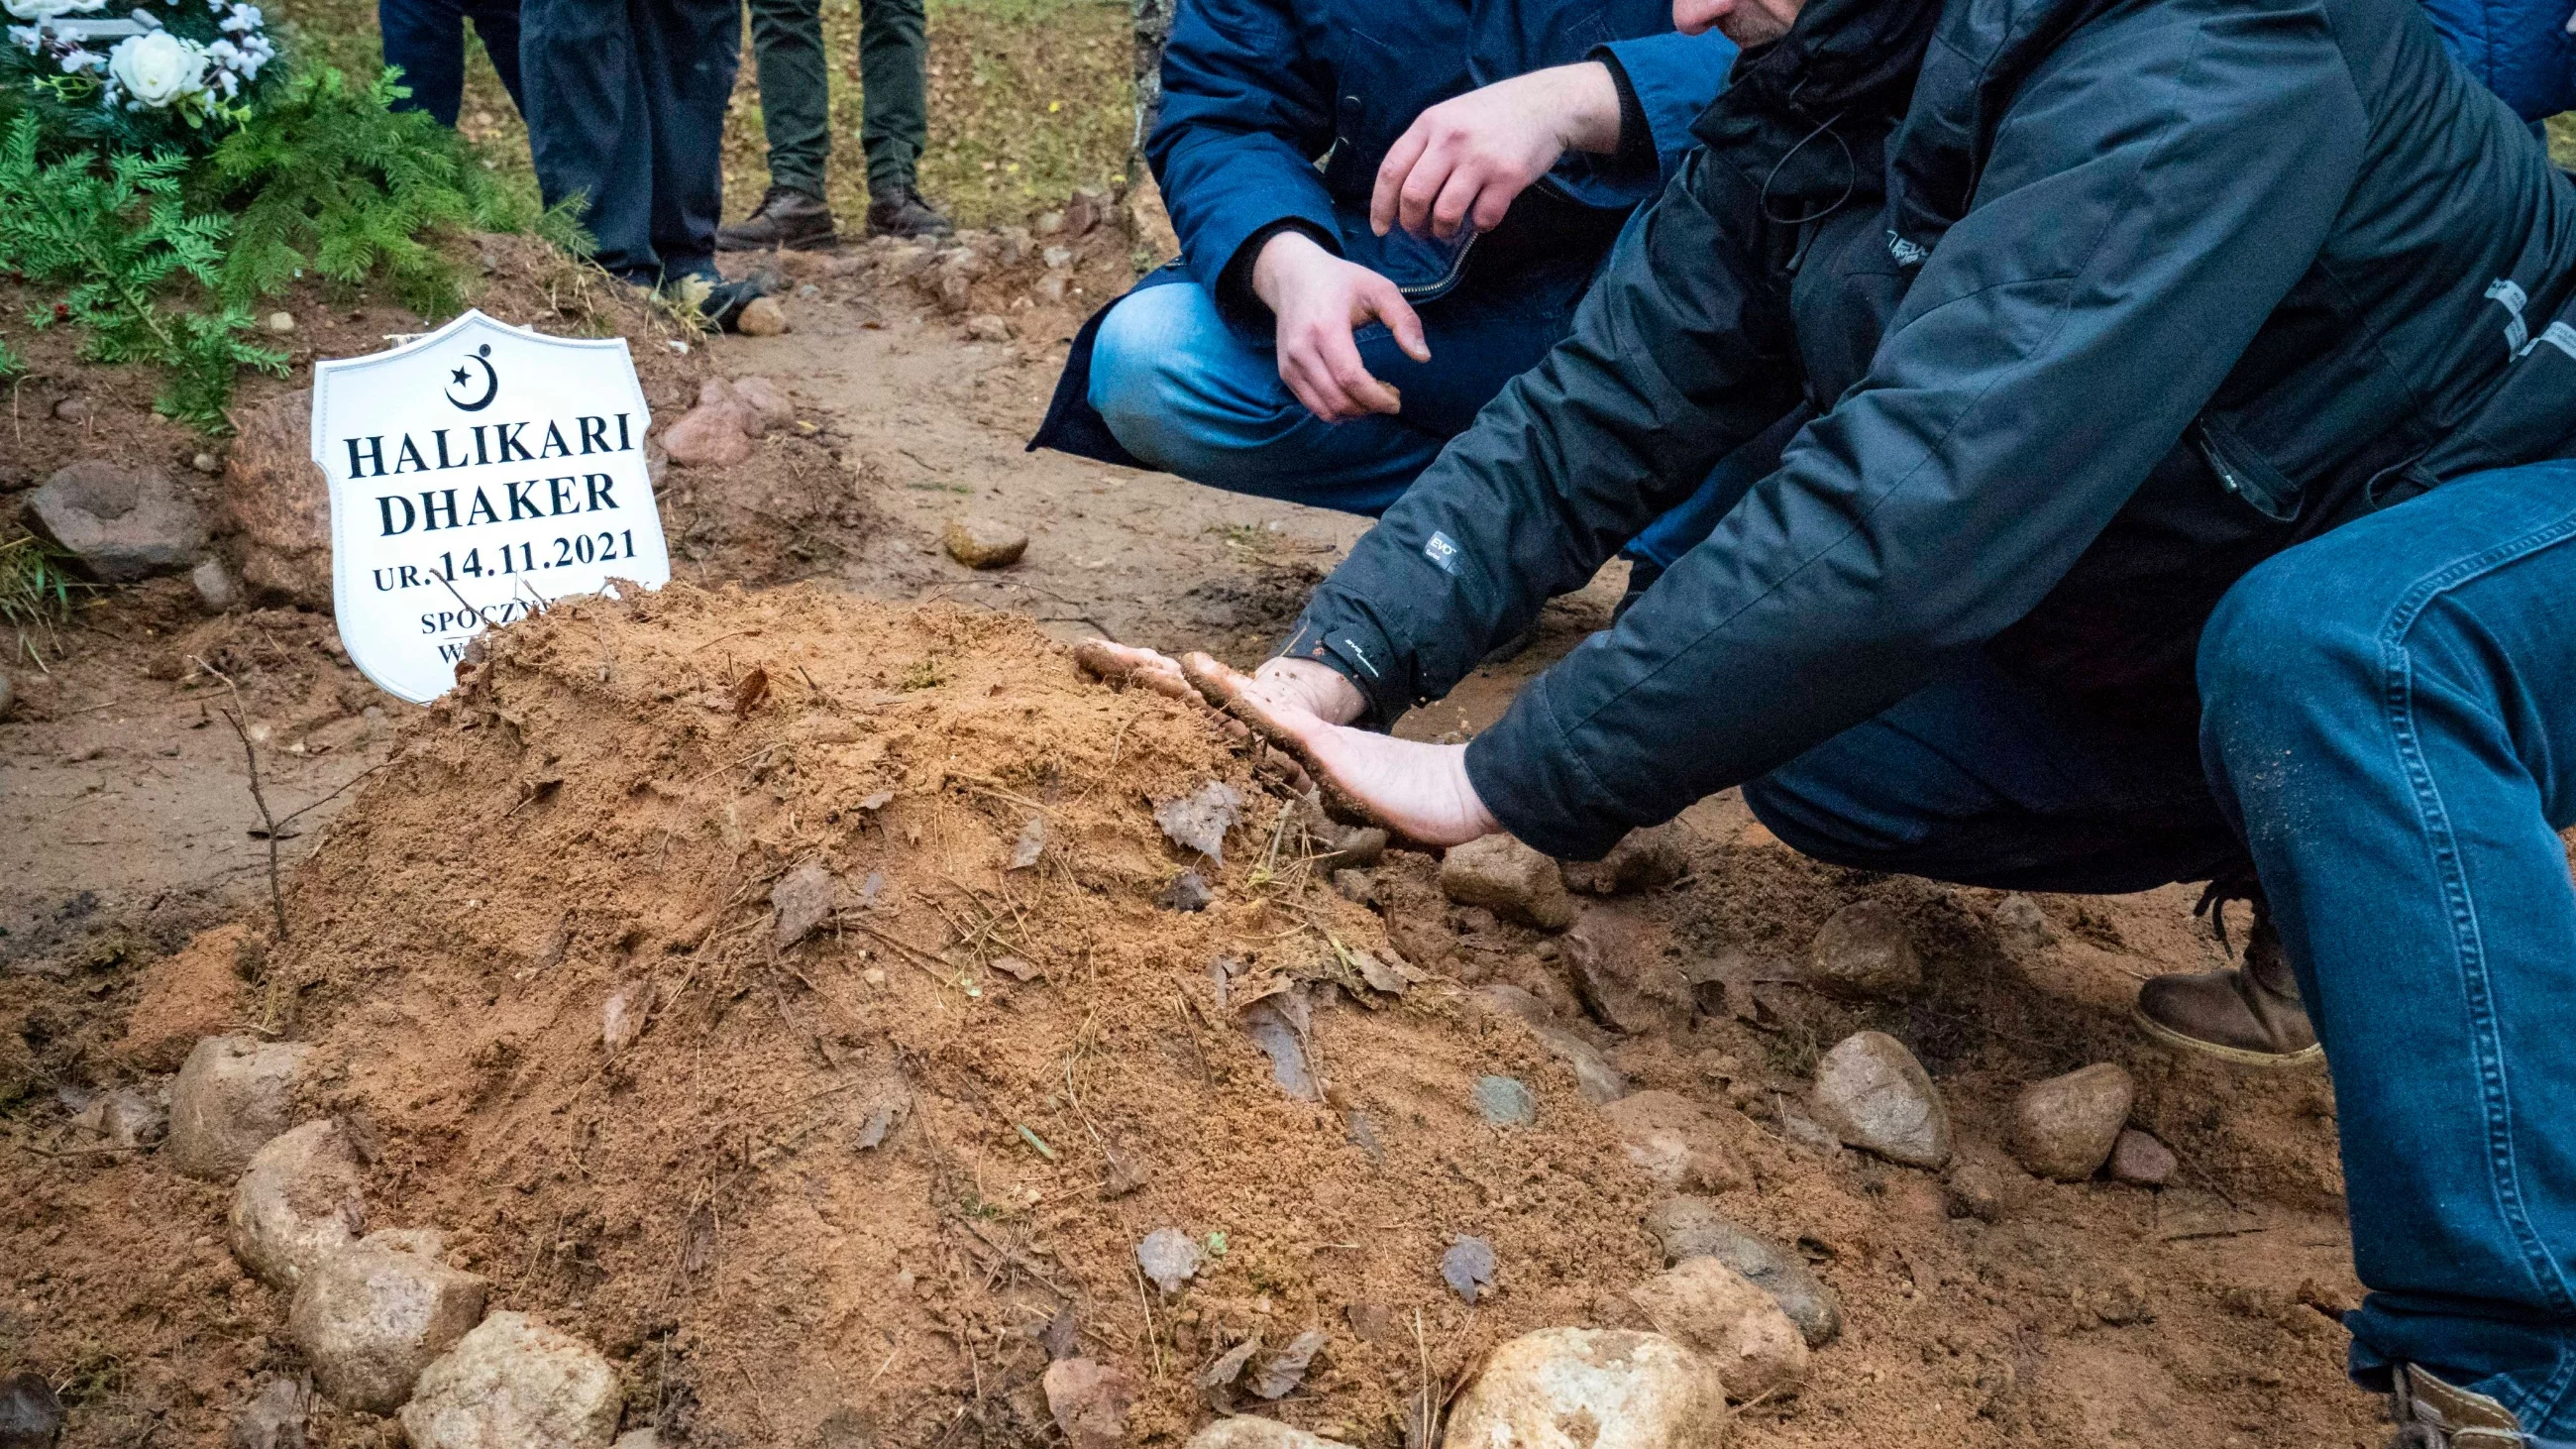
[1283,0,2576,858]
[1030,0,1735,466]
[1150,0,1735,304]
[2420,0,2576,118]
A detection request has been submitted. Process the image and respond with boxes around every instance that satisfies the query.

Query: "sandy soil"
[0,219,2392,1449]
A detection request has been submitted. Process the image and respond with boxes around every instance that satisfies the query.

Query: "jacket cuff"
[1273,610,1411,730]
[1595,49,1657,178]
[1461,674,1641,860]
[1215,217,1341,326]
[1594,30,1740,180]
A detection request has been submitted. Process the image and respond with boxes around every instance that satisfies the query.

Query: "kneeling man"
[1100,0,2576,1435]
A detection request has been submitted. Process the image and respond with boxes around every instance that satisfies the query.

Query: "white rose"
[106,29,206,106]
[1,0,106,21]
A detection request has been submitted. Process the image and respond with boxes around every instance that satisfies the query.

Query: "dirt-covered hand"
[1250,230,1431,422]
[1369,62,1624,242]
[1072,639,1196,702]
[1181,653,1499,847]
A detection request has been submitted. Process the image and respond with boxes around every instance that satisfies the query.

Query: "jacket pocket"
[2194,412,2304,522]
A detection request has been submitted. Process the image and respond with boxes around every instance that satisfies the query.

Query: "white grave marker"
[310,309,670,703]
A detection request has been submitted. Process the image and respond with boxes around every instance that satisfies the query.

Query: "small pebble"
[735,296,791,336]
[942,516,1028,569]
[1157,871,1212,913]
[1138,1227,1203,1294]
[2108,1127,2177,1187]
[191,451,222,475]
[264,311,295,334]
[1472,1075,1537,1128]
[52,396,89,423]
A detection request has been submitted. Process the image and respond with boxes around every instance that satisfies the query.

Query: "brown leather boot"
[2389,1363,2526,1448]
[715,186,838,252]
[2134,918,2323,1065]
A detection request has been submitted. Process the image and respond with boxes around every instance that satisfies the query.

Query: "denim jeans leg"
[380,0,469,126]
[2198,462,2576,1438]
[520,0,657,281]
[631,0,741,282]
[1743,654,2241,892]
[1085,282,1457,516]
[460,0,525,118]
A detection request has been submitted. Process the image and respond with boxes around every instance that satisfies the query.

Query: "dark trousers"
[519,0,738,286]
[1749,463,2576,1439]
[746,0,929,197]
[378,0,526,128]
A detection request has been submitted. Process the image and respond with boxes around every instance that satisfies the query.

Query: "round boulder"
[1445,1327,1727,1448]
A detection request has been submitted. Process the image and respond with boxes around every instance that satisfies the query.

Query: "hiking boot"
[868,185,954,239]
[693,276,773,334]
[2389,1363,2526,1448]
[715,186,837,252]
[2134,918,2323,1065]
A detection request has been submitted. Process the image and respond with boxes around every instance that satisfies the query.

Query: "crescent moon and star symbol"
[445,342,499,412]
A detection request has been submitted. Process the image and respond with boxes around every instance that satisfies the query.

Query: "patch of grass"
[2552,113,2576,169]
[0,529,87,659]
[900,655,952,691]
[273,0,1135,236]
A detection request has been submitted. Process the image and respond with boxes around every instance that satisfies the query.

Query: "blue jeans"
[1086,271,1755,569]
[1749,463,2576,1441]
[520,0,737,286]
[379,0,525,128]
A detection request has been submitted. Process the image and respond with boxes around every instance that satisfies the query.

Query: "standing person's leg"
[459,0,526,120]
[379,0,470,126]
[626,0,741,286]
[858,0,949,237]
[519,0,660,282]
[2198,462,2576,1442]
[718,0,838,250]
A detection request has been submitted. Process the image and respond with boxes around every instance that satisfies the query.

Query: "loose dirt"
[4,218,2391,1448]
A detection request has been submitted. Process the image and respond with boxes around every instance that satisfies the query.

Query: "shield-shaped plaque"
[309,309,670,703]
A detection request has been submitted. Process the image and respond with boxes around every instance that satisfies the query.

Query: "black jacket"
[1281,0,2576,857]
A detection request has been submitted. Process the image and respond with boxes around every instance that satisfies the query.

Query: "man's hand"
[1370,61,1624,242]
[1251,229,1431,422]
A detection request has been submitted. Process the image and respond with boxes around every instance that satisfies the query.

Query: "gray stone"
[227,1376,311,1449]
[2010,1063,2136,1181]
[1443,1234,1498,1303]
[1182,1419,1352,1449]
[68,1083,166,1152]
[288,1243,489,1411]
[28,462,207,582]
[1138,1227,1203,1294]
[1440,834,1575,929]
[1625,1257,1808,1402]
[1600,1090,1748,1194]
[229,1119,366,1289]
[1993,893,2055,951]
[1643,1197,1842,1347]
[941,517,1027,569]
[2108,1127,2178,1187]
[1472,1075,1537,1127]
[192,556,242,613]
[1157,871,1213,913]
[221,392,329,609]
[169,1035,311,1180]
[1241,999,1319,1101]
[1805,901,1922,998]
[1809,1031,1951,1169]
[1041,1357,1134,1449]
[610,1434,660,1449]
[735,296,791,336]
[1559,822,1694,896]
[0,1372,63,1449]
[1563,912,1691,1034]
[1445,1328,1727,1449]
[965,313,1014,343]
[1471,985,1631,1103]
[398,1312,620,1449]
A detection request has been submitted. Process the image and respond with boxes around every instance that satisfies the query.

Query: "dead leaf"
[602,980,654,1055]
[1010,815,1045,870]
[1249,1329,1328,1399]
[733,667,771,717]
[1154,781,1243,864]
[858,790,895,812]
[991,955,1040,981]
[1198,1335,1261,1393]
